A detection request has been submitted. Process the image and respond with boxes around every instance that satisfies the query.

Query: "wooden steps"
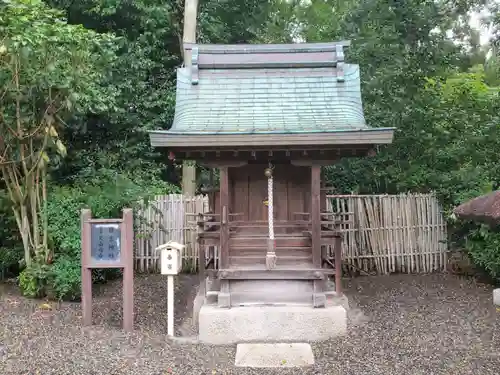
[218,268,334,280]
[229,235,311,248]
[229,254,313,267]
[229,233,313,270]
[212,233,333,308]
[229,246,311,256]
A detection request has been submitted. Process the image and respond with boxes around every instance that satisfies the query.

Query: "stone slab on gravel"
[493,288,500,305]
[235,343,315,368]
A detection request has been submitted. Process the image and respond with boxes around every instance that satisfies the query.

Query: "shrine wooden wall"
[211,164,314,222]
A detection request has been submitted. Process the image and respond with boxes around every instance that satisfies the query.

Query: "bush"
[0,246,23,279]
[18,255,53,298]
[50,256,82,301]
[18,255,80,300]
[327,70,500,281]
[464,224,500,281]
[15,170,174,300]
[0,190,23,278]
[17,169,176,300]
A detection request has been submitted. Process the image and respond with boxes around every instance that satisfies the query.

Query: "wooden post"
[311,165,321,266]
[208,168,215,211]
[167,274,175,336]
[311,165,325,307]
[320,172,327,212]
[219,167,229,268]
[81,209,92,326]
[218,166,230,308]
[81,209,134,331]
[181,0,198,197]
[122,209,134,332]
[197,213,206,287]
[334,234,343,295]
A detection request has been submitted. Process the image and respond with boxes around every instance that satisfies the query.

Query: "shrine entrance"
[228,163,312,234]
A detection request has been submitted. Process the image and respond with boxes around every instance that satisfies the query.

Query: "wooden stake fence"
[327,193,447,274]
[134,194,208,272]
[134,193,448,274]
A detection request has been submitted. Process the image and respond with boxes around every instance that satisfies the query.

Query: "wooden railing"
[191,210,344,295]
[135,193,448,275]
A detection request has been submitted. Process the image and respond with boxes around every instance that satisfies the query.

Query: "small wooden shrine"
[150,41,394,310]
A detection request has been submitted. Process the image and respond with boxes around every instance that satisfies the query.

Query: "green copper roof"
[151,40,390,140]
[170,63,368,134]
[150,42,395,149]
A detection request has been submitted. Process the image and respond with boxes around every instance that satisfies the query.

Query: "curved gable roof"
[171,64,366,134]
[150,41,394,148]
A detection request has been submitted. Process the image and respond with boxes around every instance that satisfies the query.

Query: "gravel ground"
[1,273,500,375]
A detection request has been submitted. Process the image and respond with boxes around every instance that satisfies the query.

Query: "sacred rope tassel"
[265,164,277,270]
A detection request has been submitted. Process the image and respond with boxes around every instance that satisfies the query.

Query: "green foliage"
[465,225,500,280]
[19,254,79,300]
[0,246,22,276]
[49,256,81,300]
[18,254,52,298]
[16,170,175,300]
[46,0,180,184]
[330,70,500,204]
[0,190,23,274]
[261,0,500,280]
[42,170,175,300]
[198,0,278,44]
[49,169,175,258]
[0,0,119,268]
[0,0,118,126]
[484,52,500,86]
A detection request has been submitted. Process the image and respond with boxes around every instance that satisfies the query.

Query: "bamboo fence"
[134,194,208,272]
[327,194,448,274]
[134,193,448,274]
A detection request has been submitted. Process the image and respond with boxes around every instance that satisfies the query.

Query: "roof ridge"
[184,41,351,54]
[189,42,349,84]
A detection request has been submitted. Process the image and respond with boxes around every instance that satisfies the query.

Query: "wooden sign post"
[81,208,134,332]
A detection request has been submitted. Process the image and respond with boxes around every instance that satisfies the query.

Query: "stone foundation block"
[198,304,347,345]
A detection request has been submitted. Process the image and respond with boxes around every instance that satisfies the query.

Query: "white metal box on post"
[156,241,185,337]
[158,241,184,275]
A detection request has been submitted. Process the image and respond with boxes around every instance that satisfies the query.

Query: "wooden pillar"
[197,213,206,288]
[311,165,325,307]
[218,166,230,308]
[219,166,229,268]
[311,165,321,266]
[208,168,215,212]
[334,234,343,295]
[320,173,327,212]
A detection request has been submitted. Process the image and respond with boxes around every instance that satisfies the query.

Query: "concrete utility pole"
[181,0,198,197]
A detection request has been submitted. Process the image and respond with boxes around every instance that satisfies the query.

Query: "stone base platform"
[198,303,347,345]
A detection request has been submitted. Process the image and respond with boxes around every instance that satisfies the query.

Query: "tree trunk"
[181,0,198,197]
[20,204,32,266]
